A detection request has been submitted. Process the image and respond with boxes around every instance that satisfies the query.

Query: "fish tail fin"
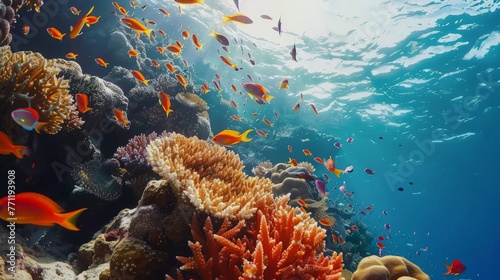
[285,85,289,90]
[198,44,203,50]
[197,0,205,4]
[144,28,153,38]
[85,23,90,27]
[57,208,87,231]
[333,169,344,178]
[60,33,66,40]
[83,107,93,113]
[240,129,253,142]
[222,15,231,24]
[87,6,95,16]
[263,94,275,103]
[166,109,173,117]
[143,79,150,86]
[104,62,109,67]
[12,145,28,159]
[443,263,451,275]
[34,122,48,134]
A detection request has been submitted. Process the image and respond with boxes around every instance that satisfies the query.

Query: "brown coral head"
[352,255,430,280]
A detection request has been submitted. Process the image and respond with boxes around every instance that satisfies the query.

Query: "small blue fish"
[11,108,47,133]
[315,179,327,196]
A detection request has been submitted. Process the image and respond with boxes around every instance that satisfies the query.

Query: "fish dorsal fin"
[87,6,95,16]
[70,26,73,31]
[22,107,39,119]
[20,192,64,213]
[219,129,240,136]
[255,83,269,93]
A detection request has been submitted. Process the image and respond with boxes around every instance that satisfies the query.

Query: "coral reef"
[73,154,123,201]
[176,195,344,279]
[12,0,43,12]
[251,161,273,178]
[114,131,166,173]
[146,132,274,220]
[352,255,430,280]
[0,46,82,134]
[0,0,16,47]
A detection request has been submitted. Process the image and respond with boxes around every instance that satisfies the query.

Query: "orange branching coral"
[146,132,274,219]
[177,195,344,280]
[0,46,82,134]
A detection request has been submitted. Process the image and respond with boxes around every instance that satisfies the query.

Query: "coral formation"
[146,132,274,219]
[114,131,166,173]
[177,195,344,279]
[12,0,43,12]
[73,156,123,201]
[0,46,82,134]
[352,255,430,280]
[0,0,16,47]
[251,161,273,178]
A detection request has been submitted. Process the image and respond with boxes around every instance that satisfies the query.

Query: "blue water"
[5,0,500,278]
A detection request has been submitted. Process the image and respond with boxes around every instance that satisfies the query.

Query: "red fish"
[211,129,252,146]
[288,145,292,152]
[75,93,92,113]
[297,199,308,208]
[332,234,338,244]
[113,108,130,127]
[444,260,466,276]
[0,132,28,159]
[256,130,268,137]
[351,225,359,231]
[318,218,333,227]
[158,92,173,117]
[376,242,385,249]
[288,158,298,167]
[314,157,324,164]
[0,192,87,231]
[325,156,344,178]
[378,236,385,240]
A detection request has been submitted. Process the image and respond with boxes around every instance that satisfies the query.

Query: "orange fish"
[158,92,173,117]
[215,73,221,80]
[213,80,222,92]
[181,30,190,38]
[263,117,273,127]
[95,58,109,67]
[46,27,66,40]
[300,207,307,213]
[220,55,238,70]
[146,20,156,25]
[175,74,188,88]
[176,40,184,49]
[120,17,153,38]
[65,52,78,59]
[128,49,139,57]
[297,199,308,208]
[23,25,30,36]
[230,100,238,109]
[444,260,466,276]
[70,7,81,15]
[174,0,204,5]
[182,59,189,67]
[131,70,149,85]
[167,45,182,55]
[166,63,176,73]
[118,7,128,15]
[85,16,101,27]
[151,60,160,67]
[314,157,324,164]
[70,6,94,39]
[191,33,203,50]
[302,149,312,156]
[332,234,338,244]
[0,192,87,231]
[293,101,301,112]
[339,236,345,244]
[279,78,289,90]
[158,29,167,36]
[158,8,170,17]
[252,112,258,117]
[0,131,28,159]
[310,103,319,115]
[289,158,298,167]
[318,218,333,227]
[231,84,238,93]
[201,82,210,94]
[75,93,92,113]
[222,14,253,24]
[288,145,292,152]
[130,1,137,9]
[211,129,252,146]
[230,115,242,122]
[113,108,130,127]
[112,2,120,9]
[256,130,268,137]
[325,156,344,178]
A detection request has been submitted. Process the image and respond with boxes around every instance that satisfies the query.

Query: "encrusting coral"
[176,195,344,279]
[352,255,430,280]
[146,132,274,220]
[0,46,82,134]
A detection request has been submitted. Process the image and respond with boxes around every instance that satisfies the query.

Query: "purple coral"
[113,131,166,173]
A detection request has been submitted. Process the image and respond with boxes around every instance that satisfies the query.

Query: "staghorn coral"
[0,46,82,134]
[352,255,430,280]
[146,133,274,220]
[176,195,344,279]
